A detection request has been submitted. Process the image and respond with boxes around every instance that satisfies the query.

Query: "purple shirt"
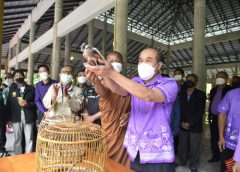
[123,75,178,163]
[218,88,240,150]
[211,87,222,115]
[35,79,58,113]
[234,133,240,162]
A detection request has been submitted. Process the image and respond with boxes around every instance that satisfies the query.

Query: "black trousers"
[220,148,234,172]
[174,135,179,155]
[0,116,6,151]
[209,114,220,160]
[178,130,201,170]
[130,152,175,172]
[37,111,44,125]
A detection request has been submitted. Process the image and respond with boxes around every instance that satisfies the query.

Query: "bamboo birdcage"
[36,115,107,172]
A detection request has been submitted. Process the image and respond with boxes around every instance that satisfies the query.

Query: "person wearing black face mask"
[6,70,37,155]
[178,74,206,172]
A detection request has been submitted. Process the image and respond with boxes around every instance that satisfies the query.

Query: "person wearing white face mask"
[76,69,89,97]
[76,69,101,125]
[2,73,14,106]
[208,71,232,164]
[43,66,84,117]
[171,68,185,157]
[85,51,131,167]
[173,68,185,87]
[0,73,15,156]
[35,65,58,124]
[85,48,178,172]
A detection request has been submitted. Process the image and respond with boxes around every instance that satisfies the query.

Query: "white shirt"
[43,83,84,116]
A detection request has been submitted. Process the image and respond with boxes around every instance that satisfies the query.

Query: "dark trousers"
[130,152,175,172]
[220,148,234,172]
[37,111,44,125]
[0,117,6,151]
[209,114,220,160]
[174,135,179,155]
[179,130,201,170]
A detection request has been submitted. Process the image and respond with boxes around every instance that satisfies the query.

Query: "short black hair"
[232,75,240,80]
[217,71,228,78]
[162,74,170,78]
[77,68,86,75]
[61,65,73,74]
[106,51,123,62]
[140,48,163,63]
[13,69,25,77]
[174,68,185,76]
[186,74,199,82]
[37,64,49,72]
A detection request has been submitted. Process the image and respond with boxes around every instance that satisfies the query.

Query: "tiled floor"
[4,124,220,172]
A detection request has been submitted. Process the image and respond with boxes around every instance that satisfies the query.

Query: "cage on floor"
[36,115,107,172]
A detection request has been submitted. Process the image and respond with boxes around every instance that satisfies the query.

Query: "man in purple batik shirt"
[218,88,240,172]
[85,48,178,172]
[35,65,58,124]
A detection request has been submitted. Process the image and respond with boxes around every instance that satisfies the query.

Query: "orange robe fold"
[99,92,131,167]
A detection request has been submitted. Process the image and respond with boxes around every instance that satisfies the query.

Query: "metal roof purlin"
[9,0,55,48]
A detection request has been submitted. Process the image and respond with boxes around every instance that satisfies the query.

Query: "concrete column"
[101,16,107,56]
[234,63,238,76]
[27,22,36,85]
[64,33,71,66]
[167,45,171,75]
[88,20,94,46]
[51,0,63,80]
[4,58,8,73]
[7,45,12,72]
[16,37,22,70]
[151,35,154,47]
[0,0,3,73]
[114,0,128,74]
[193,0,206,92]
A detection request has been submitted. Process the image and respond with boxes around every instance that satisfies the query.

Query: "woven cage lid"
[38,116,106,143]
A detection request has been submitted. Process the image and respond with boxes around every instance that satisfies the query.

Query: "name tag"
[12,92,17,97]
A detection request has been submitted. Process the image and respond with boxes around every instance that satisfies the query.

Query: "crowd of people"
[0,48,239,172]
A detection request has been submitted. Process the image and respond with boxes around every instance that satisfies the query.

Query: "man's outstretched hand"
[84,62,114,77]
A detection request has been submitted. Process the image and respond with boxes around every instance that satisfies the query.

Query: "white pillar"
[51,0,63,80]
[114,0,128,74]
[193,0,206,91]
[27,21,36,85]
[0,0,3,73]
[64,33,71,66]
[16,37,22,69]
[101,16,107,56]
[88,20,94,46]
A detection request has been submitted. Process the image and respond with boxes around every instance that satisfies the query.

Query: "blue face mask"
[60,74,73,84]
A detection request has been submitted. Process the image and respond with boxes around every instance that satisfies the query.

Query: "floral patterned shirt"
[218,88,240,150]
[123,74,178,163]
